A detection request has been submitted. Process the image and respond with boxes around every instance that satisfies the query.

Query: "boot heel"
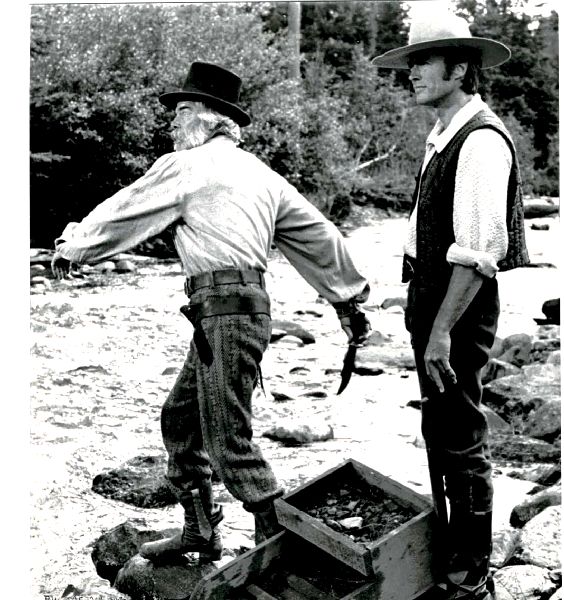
[199,531,223,562]
[198,547,223,562]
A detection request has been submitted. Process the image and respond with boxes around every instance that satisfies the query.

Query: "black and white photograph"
[27,1,560,599]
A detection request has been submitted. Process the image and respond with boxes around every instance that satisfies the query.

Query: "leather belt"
[185,268,265,296]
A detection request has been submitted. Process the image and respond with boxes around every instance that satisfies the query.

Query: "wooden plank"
[342,578,435,600]
[275,459,357,506]
[362,510,435,600]
[275,499,372,576]
[189,531,286,600]
[349,459,432,512]
[245,584,279,600]
[287,574,339,600]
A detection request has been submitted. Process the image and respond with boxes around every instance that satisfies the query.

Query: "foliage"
[30,3,287,247]
[456,0,559,190]
[30,1,559,250]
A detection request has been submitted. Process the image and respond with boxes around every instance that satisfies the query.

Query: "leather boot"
[438,510,493,599]
[139,486,223,563]
[253,503,283,545]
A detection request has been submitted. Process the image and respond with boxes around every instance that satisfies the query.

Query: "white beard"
[173,126,209,151]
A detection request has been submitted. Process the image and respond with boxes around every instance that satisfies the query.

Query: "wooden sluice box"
[190,459,436,600]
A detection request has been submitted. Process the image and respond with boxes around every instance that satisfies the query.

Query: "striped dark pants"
[161,281,283,511]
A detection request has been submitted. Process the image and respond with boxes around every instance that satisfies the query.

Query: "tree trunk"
[288,1,301,79]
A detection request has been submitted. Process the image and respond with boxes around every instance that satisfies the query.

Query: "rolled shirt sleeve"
[55,152,186,264]
[274,179,370,304]
[446,128,511,278]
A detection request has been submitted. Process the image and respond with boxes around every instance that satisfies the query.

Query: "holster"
[180,295,271,366]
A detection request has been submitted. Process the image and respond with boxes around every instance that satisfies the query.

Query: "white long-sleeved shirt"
[404,95,511,278]
[56,136,368,304]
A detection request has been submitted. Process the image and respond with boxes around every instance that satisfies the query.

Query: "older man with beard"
[52,61,371,563]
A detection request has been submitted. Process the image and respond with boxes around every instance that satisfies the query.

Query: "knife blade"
[336,343,358,395]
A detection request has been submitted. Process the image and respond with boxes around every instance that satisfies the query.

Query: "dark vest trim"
[401,109,529,288]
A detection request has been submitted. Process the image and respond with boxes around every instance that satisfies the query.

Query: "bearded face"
[170,101,209,151]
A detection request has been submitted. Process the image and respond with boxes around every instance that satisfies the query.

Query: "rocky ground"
[29,205,560,599]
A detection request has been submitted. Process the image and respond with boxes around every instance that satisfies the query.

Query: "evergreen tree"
[457,0,558,192]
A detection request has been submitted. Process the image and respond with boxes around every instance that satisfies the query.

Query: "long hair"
[180,101,242,148]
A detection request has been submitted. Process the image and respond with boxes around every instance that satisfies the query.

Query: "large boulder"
[510,484,561,527]
[481,358,521,385]
[483,363,561,431]
[489,433,560,465]
[493,565,558,600]
[115,554,216,600]
[505,463,561,486]
[490,527,521,569]
[91,519,181,584]
[498,333,533,367]
[92,455,177,508]
[531,337,560,364]
[522,398,561,443]
[523,198,559,218]
[515,505,561,569]
[482,405,512,434]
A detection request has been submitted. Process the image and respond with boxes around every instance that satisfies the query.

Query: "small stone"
[270,320,316,344]
[31,276,51,288]
[300,390,328,399]
[339,516,363,529]
[93,261,116,272]
[271,388,298,402]
[161,366,179,376]
[262,420,334,446]
[115,259,136,273]
[30,264,46,275]
[380,296,407,310]
[270,328,287,343]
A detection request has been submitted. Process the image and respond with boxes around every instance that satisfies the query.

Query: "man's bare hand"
[424,328,457,393]
[339,310,371,345]
[51,252,74,280]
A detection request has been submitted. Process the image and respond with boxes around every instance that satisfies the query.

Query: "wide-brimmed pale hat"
[159,61,251,127]
[372,13,510,69]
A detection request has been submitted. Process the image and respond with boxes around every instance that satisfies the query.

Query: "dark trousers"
[407,277,499,582]
[161,281,283,512]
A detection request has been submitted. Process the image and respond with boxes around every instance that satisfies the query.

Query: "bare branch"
[354,144,397,172]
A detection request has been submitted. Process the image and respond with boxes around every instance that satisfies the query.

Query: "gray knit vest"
[402,109,529,290]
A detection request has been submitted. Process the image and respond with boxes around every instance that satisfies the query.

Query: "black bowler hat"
[159,61,251,127]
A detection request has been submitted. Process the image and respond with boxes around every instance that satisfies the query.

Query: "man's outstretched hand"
[51,251,75,280]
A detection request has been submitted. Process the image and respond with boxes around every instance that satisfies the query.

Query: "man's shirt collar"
[426,94,488,154]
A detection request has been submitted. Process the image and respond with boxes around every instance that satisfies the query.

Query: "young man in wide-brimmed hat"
[52,61,371,561]
[373,12,528,600]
